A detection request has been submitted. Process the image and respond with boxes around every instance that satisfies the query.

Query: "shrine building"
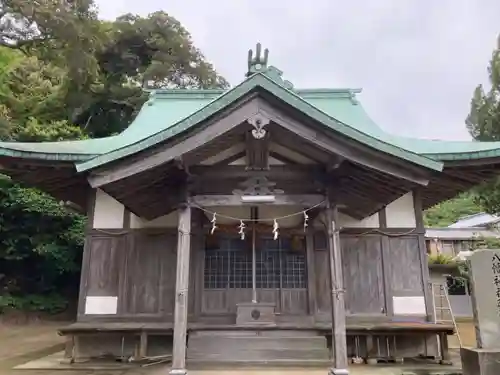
[2,44,500,374]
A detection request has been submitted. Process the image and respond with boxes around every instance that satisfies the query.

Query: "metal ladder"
[431,282,462,351]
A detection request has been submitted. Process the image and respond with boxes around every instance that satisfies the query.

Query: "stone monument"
[461,249,500,375]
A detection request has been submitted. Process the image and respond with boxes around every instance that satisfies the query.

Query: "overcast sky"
[95,0,500,141]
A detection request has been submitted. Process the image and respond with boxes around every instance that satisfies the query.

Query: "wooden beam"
[88,97,261,188]
[170,203,192,374]
[257,99,431,186]
[325,199,349,372]
[190,164,325,181]
[268,151,298,165]
[200,143,246,166]
[270,129,331,163]
[245,131,269,170]
[213,151,246,167]
[189,194,325,207]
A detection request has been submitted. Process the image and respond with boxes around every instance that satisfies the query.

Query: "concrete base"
[169,369,188,375]
[461,347,500,375]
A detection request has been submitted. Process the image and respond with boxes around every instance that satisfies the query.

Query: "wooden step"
[187,330,330,365]
[187,358,332,368]
[188,335,328,351]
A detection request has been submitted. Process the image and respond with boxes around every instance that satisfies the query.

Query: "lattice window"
[204,235,306,289]
[204,237,251,289]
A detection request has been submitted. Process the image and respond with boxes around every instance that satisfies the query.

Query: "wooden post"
[251,207,258,303]
[170,204,192,375]
[306,232,317,315]
[413,189,434,321]
[326,200,349,375]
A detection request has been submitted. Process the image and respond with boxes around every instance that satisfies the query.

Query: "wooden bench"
[58,322,173,362]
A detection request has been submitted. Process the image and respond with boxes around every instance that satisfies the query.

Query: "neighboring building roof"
[425,227,500,240]
[447,212,500,228]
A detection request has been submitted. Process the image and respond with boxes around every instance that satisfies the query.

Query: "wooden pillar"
[325,200,349,375]
[170,204,192,375]
[413,189,434,322]
[306,232,317,315]
[378,207,394,317]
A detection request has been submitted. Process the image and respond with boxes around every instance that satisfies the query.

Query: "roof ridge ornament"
[247,43,269,76]
[246,43,294,90]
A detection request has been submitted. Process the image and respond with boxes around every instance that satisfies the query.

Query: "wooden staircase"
[187,330,331,367]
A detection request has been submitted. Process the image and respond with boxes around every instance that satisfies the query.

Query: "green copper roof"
[76,72,442,172]
[2,45,500,171]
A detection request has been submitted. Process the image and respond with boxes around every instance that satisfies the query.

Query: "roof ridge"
[256,73,442,170]
[77,72,443,172]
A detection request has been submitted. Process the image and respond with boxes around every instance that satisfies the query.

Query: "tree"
[0,7,229,313]
[0,0,97,49]
[466,36,500,214]
[0,55,68,125]
[0,1,102,89]
[424,192,482,227]
[73,11,229,138]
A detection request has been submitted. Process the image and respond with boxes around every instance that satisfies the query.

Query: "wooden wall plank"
[122,232,176,316]
[386,236,423,295]
[341,236,385,315]
[85,236,124,297]
[77,188,96,318]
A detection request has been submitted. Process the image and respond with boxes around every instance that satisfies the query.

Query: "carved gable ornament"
[247,113,270,139]
[233,176,284,196]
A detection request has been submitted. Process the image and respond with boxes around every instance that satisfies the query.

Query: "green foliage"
[424,192,482,227]
[0,56,68,124]
[73,11,229,138]
[428,253,456,265]
[0,4,228,314]
[469,234,500,250]
[0,293,68,314]
[466,37,500,215]
[0,175,85,296]
[14,118,88,142]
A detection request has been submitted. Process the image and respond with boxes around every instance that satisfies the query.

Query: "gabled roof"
[425,227,500,240]
[1,64,500,171]
[76,73,443,172]
[3,43,500,214]
[448,212,500,228]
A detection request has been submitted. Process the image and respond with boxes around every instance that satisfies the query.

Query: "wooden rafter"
[88,96,261,188]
